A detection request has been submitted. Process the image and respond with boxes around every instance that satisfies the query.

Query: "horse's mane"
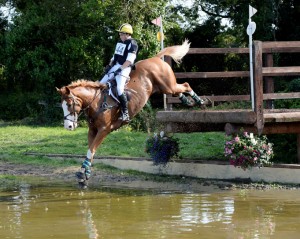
[67,79,106,90]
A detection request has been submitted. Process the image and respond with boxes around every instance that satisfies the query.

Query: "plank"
[264,112,300,123]
[166,95,250,104]
[263,66,300,76]
[263,92,300,100]
[188,48,249,54]
[262,41,300,53]
[167,92,300,104]
[156,110,256,124]
[175,71,249,79]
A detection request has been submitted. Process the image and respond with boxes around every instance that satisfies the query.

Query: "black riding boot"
[118,93,130,122]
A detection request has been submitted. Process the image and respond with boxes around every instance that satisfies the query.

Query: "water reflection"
[1,184,300,239]
[79,199,99,239]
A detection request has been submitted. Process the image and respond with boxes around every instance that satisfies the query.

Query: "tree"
[0,0,171,121]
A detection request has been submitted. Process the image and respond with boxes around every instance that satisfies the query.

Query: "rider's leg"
[99,64,120,84]
[116,68,131,122]
[118,92,130,122]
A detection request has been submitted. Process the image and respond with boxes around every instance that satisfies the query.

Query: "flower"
[224,130,274,170]
[145,131,180,166]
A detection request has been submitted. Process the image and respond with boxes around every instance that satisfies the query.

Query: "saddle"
[100,78,131,111]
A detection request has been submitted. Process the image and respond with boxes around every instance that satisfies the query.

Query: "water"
[1,182,300,239]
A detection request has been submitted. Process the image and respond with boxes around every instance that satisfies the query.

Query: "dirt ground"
[1,161,299,192]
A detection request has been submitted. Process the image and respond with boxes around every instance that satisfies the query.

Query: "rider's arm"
[120,59,134,70]
[120,50,136,70]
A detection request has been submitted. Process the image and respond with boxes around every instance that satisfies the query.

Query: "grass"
[0,125,228,166]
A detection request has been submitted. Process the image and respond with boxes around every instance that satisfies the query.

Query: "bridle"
[63,89,101,124]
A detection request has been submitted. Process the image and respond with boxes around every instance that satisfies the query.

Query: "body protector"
[112,38,138,65]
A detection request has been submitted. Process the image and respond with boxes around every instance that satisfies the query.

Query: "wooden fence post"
[253,41,264,135]
[165,56,173,111]
[264,53,274,109]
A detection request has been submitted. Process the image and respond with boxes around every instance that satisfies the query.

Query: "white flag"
[249,5,257,18]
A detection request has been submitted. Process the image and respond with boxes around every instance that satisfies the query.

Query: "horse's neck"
[75,87,100,108]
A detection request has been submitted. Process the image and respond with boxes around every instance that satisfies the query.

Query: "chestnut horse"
[56,40,209,187]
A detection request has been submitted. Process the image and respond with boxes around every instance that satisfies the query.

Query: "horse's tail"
[155,39,190,64]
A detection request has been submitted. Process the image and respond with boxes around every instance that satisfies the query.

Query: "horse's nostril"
[68,125,72,129]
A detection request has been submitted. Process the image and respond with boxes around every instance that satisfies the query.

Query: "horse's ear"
[55,87,62,95]
[56,86,71,95]
[65,86,71,95]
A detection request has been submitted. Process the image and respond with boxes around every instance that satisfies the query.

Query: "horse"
[56,40,210,187]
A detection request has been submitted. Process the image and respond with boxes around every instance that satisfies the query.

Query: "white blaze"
[62,100,78,130]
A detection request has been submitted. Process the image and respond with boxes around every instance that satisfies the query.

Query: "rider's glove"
[114,68,122,76]
[104,65,112,74]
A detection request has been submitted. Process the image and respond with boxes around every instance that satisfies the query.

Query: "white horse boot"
[189,91,211,106]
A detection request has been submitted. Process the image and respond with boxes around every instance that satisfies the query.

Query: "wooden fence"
[157,41,300,162]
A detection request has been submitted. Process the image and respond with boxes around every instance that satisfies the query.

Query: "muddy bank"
[1,161,299,192]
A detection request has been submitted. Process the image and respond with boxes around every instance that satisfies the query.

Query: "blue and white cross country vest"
[113,39,138,65]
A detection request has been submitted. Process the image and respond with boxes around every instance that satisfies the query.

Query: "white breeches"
[99,63,131,96]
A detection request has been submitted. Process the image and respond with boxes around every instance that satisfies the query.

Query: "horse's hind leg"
[174,82,211,106]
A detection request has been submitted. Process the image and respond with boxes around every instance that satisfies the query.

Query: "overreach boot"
[118,93,130,122]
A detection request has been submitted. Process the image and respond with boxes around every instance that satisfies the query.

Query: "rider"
[99,23,138,122]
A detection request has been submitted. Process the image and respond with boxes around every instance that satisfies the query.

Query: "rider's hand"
[104,65,112,74]
[114,68,122,76]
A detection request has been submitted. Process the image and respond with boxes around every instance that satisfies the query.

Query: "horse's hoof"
[78,181,88,189]
[76,171,85,181]
[201,97,212,105]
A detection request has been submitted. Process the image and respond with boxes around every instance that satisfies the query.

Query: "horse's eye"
[67,104,72,108]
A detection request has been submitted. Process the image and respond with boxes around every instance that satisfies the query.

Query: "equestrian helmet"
[117,23,133,35]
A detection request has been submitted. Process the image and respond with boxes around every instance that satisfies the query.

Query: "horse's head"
[56,86,83,130]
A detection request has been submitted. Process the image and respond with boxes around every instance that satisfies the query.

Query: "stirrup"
[119,111,130,122]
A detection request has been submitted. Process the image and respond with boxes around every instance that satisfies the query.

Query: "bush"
[0,92,63,125]
[129,101,159,132]
[225,130,274,170]
[0,92,41,121]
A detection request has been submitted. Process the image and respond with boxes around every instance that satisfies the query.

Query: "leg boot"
[189,91,211,106]
[179,93,193,106]
[118,93,130,122]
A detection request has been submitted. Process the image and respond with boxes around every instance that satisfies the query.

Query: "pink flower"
[234,136,240,142]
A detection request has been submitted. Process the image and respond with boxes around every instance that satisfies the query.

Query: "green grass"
[0,125,228,166]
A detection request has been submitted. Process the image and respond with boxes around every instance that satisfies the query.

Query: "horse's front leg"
[77,127,110,187]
